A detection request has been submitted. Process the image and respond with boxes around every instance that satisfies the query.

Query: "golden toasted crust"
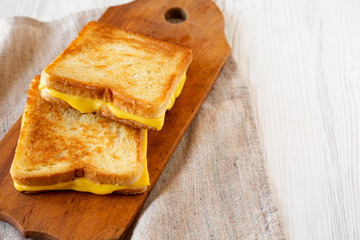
[41,90,157,130]
[114,185,148,194]
[40,21,193,118]
[10,76,146,188]
[20,185,148,195]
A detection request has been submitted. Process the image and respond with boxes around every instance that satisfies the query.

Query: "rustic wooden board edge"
[0,0,231,239]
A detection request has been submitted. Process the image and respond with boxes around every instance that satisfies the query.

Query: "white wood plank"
[1,0,359,239]
[0,0,130,21]
[214,0,360,239]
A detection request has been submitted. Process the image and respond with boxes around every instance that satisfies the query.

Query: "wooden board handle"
[0,0,231,239]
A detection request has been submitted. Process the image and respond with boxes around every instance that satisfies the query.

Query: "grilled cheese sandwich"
[13,130,149,195]
[39,21,192,130]
[10,76,149,195]
[39,73,186,130]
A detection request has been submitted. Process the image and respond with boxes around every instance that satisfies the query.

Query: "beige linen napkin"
[0,8,285,240]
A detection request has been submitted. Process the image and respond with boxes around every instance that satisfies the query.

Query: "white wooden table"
[0,0,359,239]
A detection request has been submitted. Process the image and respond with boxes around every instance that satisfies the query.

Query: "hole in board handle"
[165,8,187,24]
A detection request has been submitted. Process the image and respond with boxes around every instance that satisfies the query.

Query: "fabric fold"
[0,9,284,240]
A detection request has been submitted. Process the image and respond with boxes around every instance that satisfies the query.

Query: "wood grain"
[2,0,359,239]
[215,0,360,239]
[0,0,230,239]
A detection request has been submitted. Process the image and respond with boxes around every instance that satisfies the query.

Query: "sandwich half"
[40,21,193,130]
[10,76,149,195]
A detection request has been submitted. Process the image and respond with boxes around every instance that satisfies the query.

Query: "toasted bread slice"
[40,21,193,130]
[10,76,149,195]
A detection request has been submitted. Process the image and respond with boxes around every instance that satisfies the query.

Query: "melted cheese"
[39,74,186,130]
[13,131,149,195]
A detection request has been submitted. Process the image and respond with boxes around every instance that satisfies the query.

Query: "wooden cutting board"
[0,0,231,239]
